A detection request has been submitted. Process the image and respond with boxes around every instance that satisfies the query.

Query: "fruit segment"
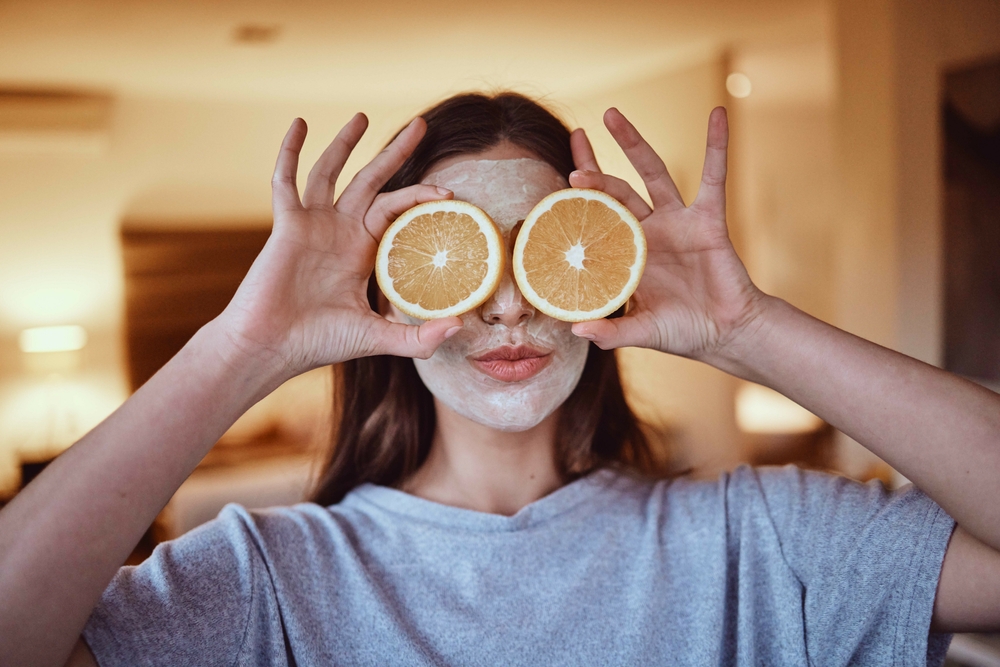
[513,189,646,322]
[376,201,504,320]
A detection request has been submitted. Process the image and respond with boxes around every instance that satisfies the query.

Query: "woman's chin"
[426,376,565,432]
[449,405,555,432]
[413,342,588,433]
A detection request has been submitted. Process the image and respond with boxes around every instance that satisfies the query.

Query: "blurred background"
[0,0,999,657]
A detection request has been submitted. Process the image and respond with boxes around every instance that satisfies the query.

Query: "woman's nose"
[480,269,535,327]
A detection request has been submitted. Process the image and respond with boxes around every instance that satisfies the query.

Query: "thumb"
[571,315,650,351]
[369,317,464,359]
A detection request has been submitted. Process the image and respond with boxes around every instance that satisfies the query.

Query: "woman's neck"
[401,398,564,516]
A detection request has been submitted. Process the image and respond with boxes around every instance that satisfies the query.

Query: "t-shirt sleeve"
[83,503,287,667]
[733,465,956,666]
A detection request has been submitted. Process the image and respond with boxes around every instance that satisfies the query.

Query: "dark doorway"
[943,57,1000,384]
[121,224,270,391]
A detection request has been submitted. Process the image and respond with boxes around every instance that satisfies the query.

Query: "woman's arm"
[710,295,1000,552]
[569,107,1000,632]
[0,323,281,667]
[0,114,461,667]
[712,296,1000,632]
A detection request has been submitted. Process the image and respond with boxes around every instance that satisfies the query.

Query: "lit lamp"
[18,325,87,373]
[14,325,89,484]
[736,382,828,468]
[19,324,87,353]
[735,383,821,435]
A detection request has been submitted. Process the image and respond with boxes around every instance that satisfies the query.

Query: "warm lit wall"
[731,40,837,325]
[831,0,1000,478]
[570,57,745,474]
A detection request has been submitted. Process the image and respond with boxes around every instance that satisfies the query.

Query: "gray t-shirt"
[84,465,955,666]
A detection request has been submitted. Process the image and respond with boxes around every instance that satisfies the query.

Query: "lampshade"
[18,325,87,353]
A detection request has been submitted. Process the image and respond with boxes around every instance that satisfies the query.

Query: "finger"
[302,113,369,209]
[369,316,464,359]
[363,184,453,242]
[335,117,427,219]
[568,169,653,220]
[570,128,601,172]
[603,108,685,210]
[272,118,307,212]
[571,315,650,351]
[691,107,729,220]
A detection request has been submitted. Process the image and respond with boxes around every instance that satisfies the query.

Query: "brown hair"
[310,92,663,506]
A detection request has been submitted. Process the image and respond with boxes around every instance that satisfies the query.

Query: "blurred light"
[19,325,87,353]
[233,24,281,45]
[0,373,126,492]
[736,383,822,434]
[0,276,99,329]
[726,72,752,98]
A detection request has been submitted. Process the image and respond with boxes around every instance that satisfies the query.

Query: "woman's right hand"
[216,113,464,380]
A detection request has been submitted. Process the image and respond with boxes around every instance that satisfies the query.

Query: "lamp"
[735,382,821,435]
[18,325,87,353]
[11,325,89,482]
[18,325,87,375]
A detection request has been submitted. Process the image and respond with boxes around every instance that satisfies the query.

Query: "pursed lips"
[468,345,553,382]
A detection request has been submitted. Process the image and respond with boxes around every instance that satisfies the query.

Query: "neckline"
[344,468,620,533]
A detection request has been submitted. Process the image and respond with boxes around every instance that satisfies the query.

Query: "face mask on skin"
[398,158,591,432]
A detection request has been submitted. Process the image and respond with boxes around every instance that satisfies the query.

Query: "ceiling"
[0,0,828,104]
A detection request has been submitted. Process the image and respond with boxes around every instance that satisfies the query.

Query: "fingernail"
[445,326,462,339]
[435,186,452,195]
[570,170,584,178]
[575,332,596,340]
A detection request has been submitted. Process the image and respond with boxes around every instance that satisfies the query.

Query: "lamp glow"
[18,325,88,353]
[726,73,752,98]
[736,383,821,434]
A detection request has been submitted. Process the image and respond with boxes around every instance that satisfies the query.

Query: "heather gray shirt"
[84,465,955,666]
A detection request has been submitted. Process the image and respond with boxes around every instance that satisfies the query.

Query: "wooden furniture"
[121,224,270,390]
[121,223,316,557]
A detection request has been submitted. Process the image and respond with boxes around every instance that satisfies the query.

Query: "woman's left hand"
[573,110,1000,637]
[568,107,767,362]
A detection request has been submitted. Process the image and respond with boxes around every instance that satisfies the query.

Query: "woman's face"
[387,144,590,432]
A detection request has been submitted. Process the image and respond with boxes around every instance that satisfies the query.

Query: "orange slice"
[512,188,646,322]
[376,200,505,320]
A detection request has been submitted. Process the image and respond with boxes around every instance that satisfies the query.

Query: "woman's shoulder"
[189,500,366,555]
[601,463,927,527]
[653,463,898,503]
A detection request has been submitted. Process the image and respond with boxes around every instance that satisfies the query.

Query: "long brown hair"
[310,92,663,506]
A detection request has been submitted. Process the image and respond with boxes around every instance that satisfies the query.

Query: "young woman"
[1,93,998,666]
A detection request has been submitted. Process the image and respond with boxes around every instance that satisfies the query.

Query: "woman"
[1,92,998,666]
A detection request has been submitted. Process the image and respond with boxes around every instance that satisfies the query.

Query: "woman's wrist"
[696,292,789,384]
[191,317,294,406]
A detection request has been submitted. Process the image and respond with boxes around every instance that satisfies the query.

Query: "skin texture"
[407,158,589,432]
[0,107,991,667]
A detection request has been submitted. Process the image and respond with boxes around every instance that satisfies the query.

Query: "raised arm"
[569,107,1000,633]
[0,114,462,667]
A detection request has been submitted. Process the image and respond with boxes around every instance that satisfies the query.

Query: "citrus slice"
[512,188,646,322]
[376,200,505,320]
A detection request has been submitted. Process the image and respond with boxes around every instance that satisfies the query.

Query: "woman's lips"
[469,345,553,382]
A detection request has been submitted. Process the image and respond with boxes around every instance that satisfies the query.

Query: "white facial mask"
[408,158,590,432]
[422,158,568,234]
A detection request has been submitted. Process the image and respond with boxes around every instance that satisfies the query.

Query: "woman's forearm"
[710,296,1000,551]
[0,320,286,667]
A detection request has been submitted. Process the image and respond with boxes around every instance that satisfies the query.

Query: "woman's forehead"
[420,157,568,233]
